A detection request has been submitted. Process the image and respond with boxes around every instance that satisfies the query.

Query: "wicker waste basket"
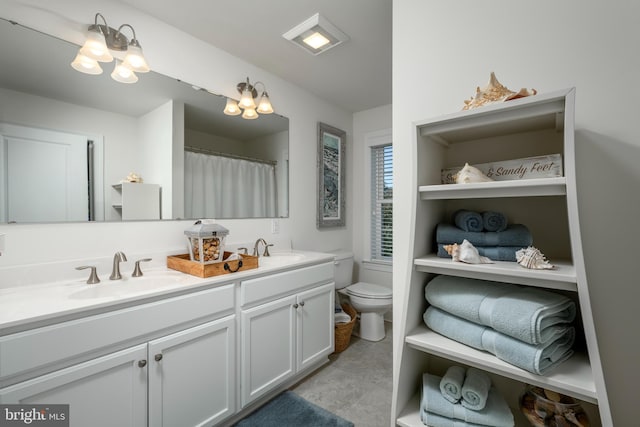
[334,303,357,353]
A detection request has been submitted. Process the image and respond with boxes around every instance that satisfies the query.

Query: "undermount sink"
[258,252,307,267]
[69,270,192,300]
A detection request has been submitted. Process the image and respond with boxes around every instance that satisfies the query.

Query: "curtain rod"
[184,146,277,166]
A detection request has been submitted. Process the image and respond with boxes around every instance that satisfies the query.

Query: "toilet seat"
[346,282,392,299]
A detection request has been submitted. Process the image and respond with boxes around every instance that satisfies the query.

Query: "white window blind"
[370,144,393,261]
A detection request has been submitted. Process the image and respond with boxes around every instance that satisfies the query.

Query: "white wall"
[393,1,640,424]
[138,100,177,219]
[352,104,392,286]
[0,0,352,284]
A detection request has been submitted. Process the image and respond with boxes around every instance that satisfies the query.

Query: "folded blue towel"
[420,373,514,427]
[440,365,465,403]
[482,211,507,232]
[453,210,484,232]
[436,224,533,247]
[424,307,575,375]
[461,368,492,411]
[421,411,495,427]
[437,244,523,262]
[425,275,576,345]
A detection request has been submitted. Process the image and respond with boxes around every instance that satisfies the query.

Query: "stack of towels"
[420,367,514,426]
[423,275,577,375]
[436,210,533,262]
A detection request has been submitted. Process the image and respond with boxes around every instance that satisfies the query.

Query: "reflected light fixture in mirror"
[71,13,150,83]
[223,77,274,120]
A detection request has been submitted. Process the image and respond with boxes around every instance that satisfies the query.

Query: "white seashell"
[445,240,494,264]
[462,72,537,110]
[453,163,494,184]
[515,246,555,269]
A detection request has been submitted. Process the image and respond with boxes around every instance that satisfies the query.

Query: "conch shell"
[444,239,494,264]
[515,246,555,270]
[126,172,143,183]
[462,72,537,110]
[453,163,493,184]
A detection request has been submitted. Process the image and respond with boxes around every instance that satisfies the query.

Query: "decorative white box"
[441,154,563,184]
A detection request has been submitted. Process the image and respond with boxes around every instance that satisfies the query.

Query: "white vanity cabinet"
[0,344,148,427]
[239,263,335,407]
[0,284,236,427]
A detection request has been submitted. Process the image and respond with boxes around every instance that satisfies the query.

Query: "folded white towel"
[335,312,352,324]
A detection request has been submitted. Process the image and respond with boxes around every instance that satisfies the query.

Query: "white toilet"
[333,251,392,342]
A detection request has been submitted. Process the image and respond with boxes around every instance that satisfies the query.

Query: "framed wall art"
[317,122,346,228]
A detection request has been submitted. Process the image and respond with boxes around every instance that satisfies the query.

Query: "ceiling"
[120,0,392,113]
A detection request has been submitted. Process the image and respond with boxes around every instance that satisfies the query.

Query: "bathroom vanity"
[0,251,334,427]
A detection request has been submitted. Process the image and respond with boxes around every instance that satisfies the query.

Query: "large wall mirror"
[0,18,289,223]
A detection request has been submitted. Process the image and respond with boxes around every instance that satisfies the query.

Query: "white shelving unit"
[112,182,161,220]
[392,89,612,426]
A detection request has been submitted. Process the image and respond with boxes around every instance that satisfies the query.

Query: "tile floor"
[291,322,393,427]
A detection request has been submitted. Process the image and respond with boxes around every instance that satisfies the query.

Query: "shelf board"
[396,394,422,427]
[419,177,566,200]
[414,255,577,291]
[405,325,597,404]
[416,89,570,144]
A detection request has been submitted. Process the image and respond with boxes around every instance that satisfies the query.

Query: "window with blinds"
[370,143,393,262]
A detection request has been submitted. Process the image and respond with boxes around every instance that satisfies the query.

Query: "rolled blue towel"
[461,368,492,411]
[482,211,507,232]
[440,365,465,403]
[424,307,575,375]
[435,223,533,247]
[425,275,576,345]
[453,210,484,232]
[437,244,523,262]
[420,373,514,427]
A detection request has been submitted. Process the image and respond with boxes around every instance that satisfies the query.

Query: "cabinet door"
[0,344,147,427]
[240,295,296,407]
[296,283,335,372]
[148,316,236,427]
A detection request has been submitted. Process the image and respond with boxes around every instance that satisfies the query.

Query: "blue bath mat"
[235,391,354,427]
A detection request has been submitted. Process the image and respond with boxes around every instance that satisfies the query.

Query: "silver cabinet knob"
[155,354,163,362]
[299,301,305,307]
[138,360,147,368]
[293,303,299,309]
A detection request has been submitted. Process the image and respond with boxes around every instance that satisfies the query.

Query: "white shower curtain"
[184,151,277,218]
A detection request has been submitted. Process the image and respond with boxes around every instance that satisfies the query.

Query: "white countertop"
[0,250,334,333]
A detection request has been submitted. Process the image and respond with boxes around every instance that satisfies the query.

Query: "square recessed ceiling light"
[283,13,349,56]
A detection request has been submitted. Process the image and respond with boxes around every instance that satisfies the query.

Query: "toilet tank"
[332,250,354,290]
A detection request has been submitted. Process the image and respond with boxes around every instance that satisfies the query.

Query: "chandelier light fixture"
[71,13,150,83]
[223,77,274,120]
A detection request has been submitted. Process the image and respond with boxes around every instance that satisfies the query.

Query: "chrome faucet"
[252,238,268,257]
[109,251,128,280]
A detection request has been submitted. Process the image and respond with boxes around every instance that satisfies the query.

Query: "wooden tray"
[167,252,258,278]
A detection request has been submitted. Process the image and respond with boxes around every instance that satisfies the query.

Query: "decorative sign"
[441,154,563,184]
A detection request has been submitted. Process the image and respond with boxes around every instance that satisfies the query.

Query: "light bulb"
[122,42,150,73]
[79,29,113,62]
[223,98,241,116]
[242,108,259,120]
[257,92,274,114]
[239,86,256,109]
[111,60,138,84]
[71,53,103,75]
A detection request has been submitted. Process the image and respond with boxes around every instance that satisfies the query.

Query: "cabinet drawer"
[0,284,234,381]
[240,263,333,308]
